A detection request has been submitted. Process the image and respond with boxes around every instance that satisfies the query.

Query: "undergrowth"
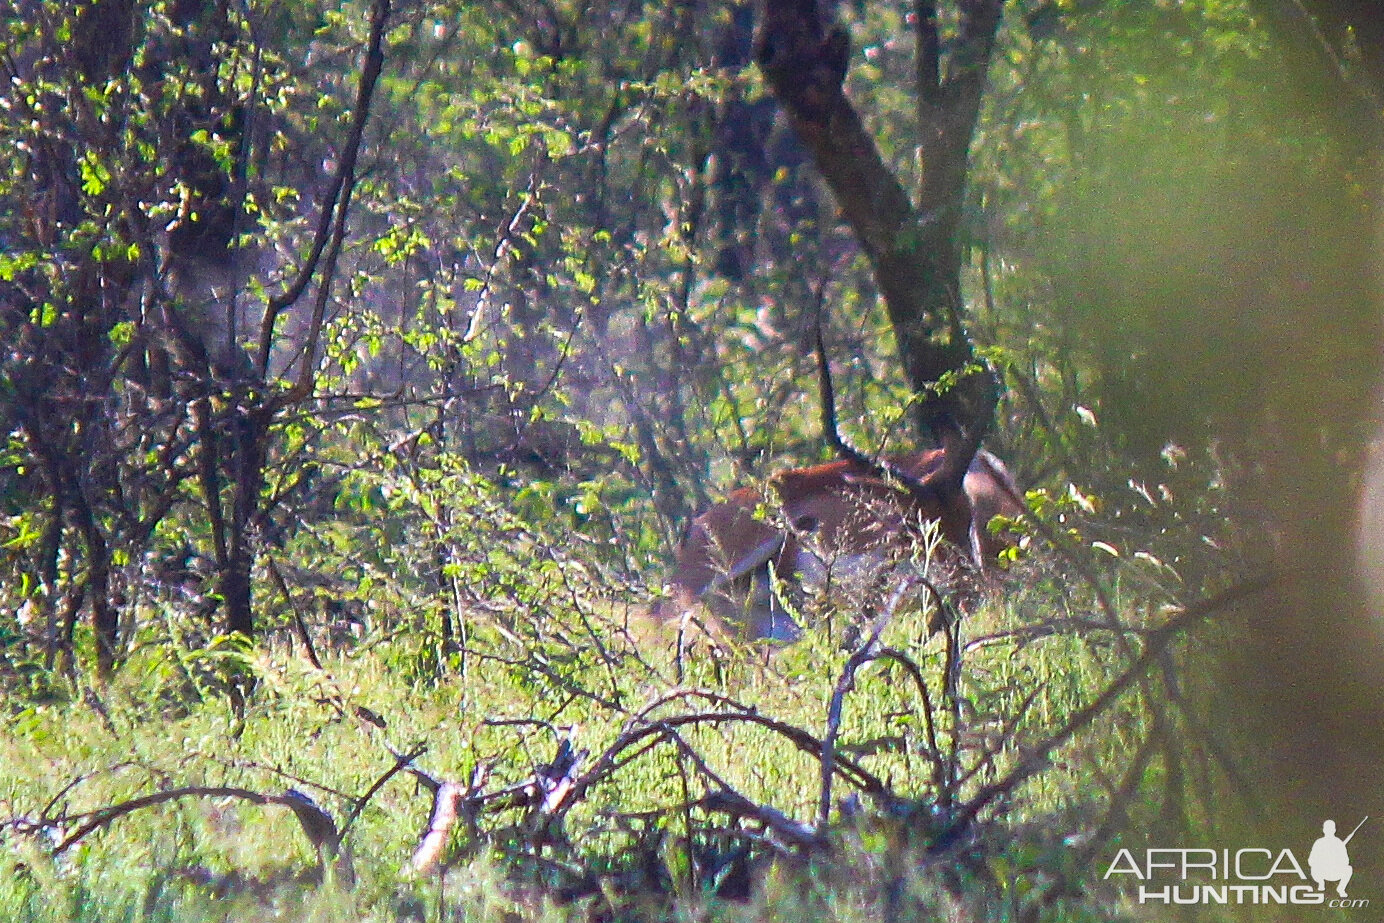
[0,579,1178,923]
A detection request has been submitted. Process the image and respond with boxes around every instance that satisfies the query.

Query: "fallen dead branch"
[51,785,341,863]
[410,780,468,874]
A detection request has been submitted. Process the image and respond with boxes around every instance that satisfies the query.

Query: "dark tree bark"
[755,0,1003,479]
[153,0,261,639]
[18,0,142,677]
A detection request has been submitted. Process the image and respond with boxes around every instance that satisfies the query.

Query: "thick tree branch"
[756,0,1000,472]
[916,1,941,99]
[920,0,1003,213]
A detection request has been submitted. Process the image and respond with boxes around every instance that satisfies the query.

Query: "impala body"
[655,449,1023,641]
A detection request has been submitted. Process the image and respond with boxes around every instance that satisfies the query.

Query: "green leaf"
[108,321,135,347]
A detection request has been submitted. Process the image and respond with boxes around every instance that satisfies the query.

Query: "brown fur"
[653,449,1023,641]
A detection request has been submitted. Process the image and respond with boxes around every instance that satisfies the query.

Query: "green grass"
[0,588,1156,922]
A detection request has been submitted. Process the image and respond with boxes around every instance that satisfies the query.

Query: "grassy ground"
[0,586,1153,922]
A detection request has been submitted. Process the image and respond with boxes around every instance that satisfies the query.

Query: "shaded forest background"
[1,0,1383,918]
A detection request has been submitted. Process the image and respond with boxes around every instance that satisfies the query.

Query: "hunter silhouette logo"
[1310,817,1366,898]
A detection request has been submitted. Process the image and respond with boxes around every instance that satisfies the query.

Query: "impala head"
[652,447,1024,642]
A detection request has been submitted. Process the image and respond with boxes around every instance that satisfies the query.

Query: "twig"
[873,647,945,796]
[260,0,392,397]
[964,616,1154,651]
[630,689,884,792]
[819,581,908,826]
[954,684,1044,791]
[662,730,819,850]
[556,693,888,818]
[928,574,1274,851]
[1017,726,1166,923]
[340,744,425,837]
[269,556,323,671]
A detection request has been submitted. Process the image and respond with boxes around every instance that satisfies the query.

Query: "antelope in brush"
[650,315,1025,642]
[651,437,1025,642]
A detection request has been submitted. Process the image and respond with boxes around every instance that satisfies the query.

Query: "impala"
[653,447,1024,641]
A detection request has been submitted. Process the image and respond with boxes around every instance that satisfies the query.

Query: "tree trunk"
[224,406,272,637]
[755,0,1002,473]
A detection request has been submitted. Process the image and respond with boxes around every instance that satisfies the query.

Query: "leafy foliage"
[0,0,1377,920]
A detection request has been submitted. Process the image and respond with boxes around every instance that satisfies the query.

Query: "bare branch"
[340,744,425,837]
[818,581,909,826]
[259,0,391,397]
[929,575,1275,851]
[556,691,889,817]
[698,789,820,851]
[410,780,467,874]
[53,786,331,856]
